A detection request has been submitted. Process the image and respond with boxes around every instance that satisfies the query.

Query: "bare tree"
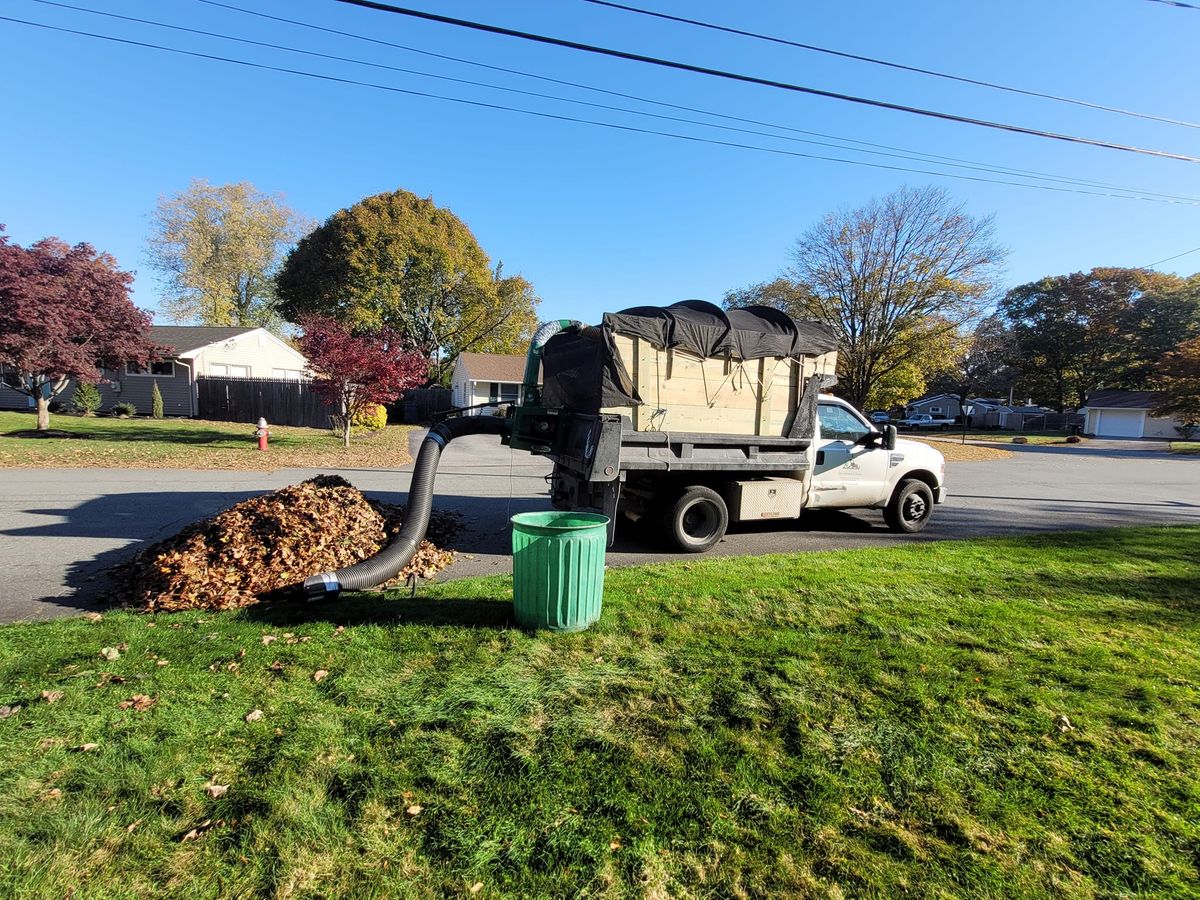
[787,186,1005,409]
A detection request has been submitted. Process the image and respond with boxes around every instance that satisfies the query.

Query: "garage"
[1094,408,1145,438]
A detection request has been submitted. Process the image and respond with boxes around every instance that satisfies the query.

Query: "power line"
[29,0,1199,203]
[1143,0,1200,9]
[1,14,1194,205]
[331,0,1200,163]
[192,0,1200,201]
[1142,245,1200,268]
[583,0,1200,130]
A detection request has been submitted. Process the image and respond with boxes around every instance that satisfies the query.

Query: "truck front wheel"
[884,480,934,533]
[666,486,728,553]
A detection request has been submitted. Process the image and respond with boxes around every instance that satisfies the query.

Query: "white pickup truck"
[897,413,957,431]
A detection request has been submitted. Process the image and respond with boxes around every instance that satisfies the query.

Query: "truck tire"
[884,479,934,533]
[666,486,728,553]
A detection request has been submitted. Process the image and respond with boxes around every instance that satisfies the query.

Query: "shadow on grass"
[245,591,515,629]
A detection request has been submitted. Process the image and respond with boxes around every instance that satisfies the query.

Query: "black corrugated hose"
[302,414,510,600]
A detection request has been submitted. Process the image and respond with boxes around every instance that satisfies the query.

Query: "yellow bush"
[351,403,388,433]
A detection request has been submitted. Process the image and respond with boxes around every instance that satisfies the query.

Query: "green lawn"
[1,527,1198,898]
[1171,441,1200,455]
[0,411,413,469]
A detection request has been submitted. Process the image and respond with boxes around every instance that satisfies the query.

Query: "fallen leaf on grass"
[205,783,230,799]
[610,838,622,851]
[180,819,215,842]
[470,883,484,894]
[244,709,264,723]
[100,647,121,661]
[40,690,64,704]
[1056,714,1074,733]
[118,695,156,712]
[126,819,142,833]
[312,670,329,682]
[84,612,103,623]
[75,743,100,752]
[405,804,423,817]
[268,660,285,673]
[261,635,277,646]
[156,659,169,667]
[0,705,20,719]
[42,788,62,801]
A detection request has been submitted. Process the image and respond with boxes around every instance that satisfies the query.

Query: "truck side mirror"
[883,425,897,451]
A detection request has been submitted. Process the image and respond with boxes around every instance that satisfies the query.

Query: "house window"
[271,368,303,380]
[929,406,942,414]
[126,361,175,377]
[210,364,250,377]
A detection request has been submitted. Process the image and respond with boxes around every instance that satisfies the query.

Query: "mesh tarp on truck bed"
[539,301,837,413]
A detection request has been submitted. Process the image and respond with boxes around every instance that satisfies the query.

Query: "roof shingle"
[1084,389,1162,409]
[457,352,528,383]
[149,325,257,355]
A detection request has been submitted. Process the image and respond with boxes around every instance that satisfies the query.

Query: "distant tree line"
[725,185,1200,418]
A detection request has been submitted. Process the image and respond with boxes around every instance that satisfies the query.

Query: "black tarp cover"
[602,300,837,361]
[539,302,837,413]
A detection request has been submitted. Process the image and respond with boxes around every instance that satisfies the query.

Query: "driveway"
[1,435,1197,622]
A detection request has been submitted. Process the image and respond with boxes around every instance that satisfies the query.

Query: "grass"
[1171,441,1200,455]
[921,431,1083,445]
[0,411,414,470]
[1,527,1198,898]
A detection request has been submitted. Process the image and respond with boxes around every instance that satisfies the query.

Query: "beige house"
[1,326,310,417]
[450,352,530,414]
[1082,389,1184,439]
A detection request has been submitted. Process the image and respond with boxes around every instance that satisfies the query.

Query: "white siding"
[191,329,308,379]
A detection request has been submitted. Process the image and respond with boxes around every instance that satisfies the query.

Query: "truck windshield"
[818,404,870,441]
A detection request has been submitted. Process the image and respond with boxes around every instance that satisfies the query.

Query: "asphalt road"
[1,434,1197,622]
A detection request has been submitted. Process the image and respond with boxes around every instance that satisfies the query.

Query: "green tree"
[998,268,1192,410]
[151,380,164,419]
[147,179,311,329]
[275,190,539,382]
[1154,335,1200,437]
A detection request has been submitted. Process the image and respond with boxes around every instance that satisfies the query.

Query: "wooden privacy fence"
[197,376,334,429]
[397,387,453,423]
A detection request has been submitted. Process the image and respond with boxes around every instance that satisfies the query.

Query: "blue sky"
[2,0,1198,326]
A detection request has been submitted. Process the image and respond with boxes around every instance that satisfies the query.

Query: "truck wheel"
[884,480,934,533]
[666,486,728,553]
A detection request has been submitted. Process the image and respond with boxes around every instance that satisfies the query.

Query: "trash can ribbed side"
[511,512,608,632]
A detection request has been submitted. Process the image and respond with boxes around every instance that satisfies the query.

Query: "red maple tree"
[0,227,158,430]
[297,315,428,446]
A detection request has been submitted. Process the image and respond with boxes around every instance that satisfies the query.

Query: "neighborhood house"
[0,325,310,417]
[451,352,532,413]
[1082,389,1184,439]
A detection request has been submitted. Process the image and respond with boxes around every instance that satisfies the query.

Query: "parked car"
[897,413,956,431]
[869,411,891,424]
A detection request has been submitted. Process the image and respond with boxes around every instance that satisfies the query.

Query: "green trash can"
[510,511,609,632]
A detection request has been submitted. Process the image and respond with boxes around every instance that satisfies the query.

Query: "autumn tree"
[276,190,539,382]
[1154,335,1200,437]
[0,228,158,431]
[998,267,1193,410]
[930,316,1018,438]
[297,316,428,447]
[147,179,311,329]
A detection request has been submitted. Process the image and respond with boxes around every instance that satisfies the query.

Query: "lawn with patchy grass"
[1,527,1198,898]
[0,411,414,469]
[1171,441,1200,455]
[924,431,1083,445]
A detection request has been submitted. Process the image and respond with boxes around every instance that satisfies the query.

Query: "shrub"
[151,380,164,419]
[47,399,65,413]
[351,402,388,433]
[111,401,137,418]
[1012,436,1028,444]
[72,382,102,416]
[1065,434,1082,444]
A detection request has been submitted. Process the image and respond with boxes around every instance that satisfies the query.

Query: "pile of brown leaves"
[106,475,461,612]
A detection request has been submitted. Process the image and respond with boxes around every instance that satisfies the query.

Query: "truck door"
[809,402,891,508]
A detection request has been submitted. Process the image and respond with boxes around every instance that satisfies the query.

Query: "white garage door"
[1096,409,1144,438]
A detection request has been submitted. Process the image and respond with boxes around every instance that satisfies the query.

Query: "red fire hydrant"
[255,417,269,451]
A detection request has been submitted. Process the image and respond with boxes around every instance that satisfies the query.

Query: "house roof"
[1084,389,1162,409]
[457,352,527,384]
[149,326,257,355]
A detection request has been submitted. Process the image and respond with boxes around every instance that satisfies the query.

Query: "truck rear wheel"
[666,486,728,553]
[884,479,934,533]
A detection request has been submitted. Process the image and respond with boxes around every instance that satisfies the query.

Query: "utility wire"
[331,0,1200,163]
[1,14,1194,205]
[1144,0,1200,9]
[193,0,1199,200]
[30,0,1199,202]
[1142,245,1200,268]
[583,0,1200,130]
